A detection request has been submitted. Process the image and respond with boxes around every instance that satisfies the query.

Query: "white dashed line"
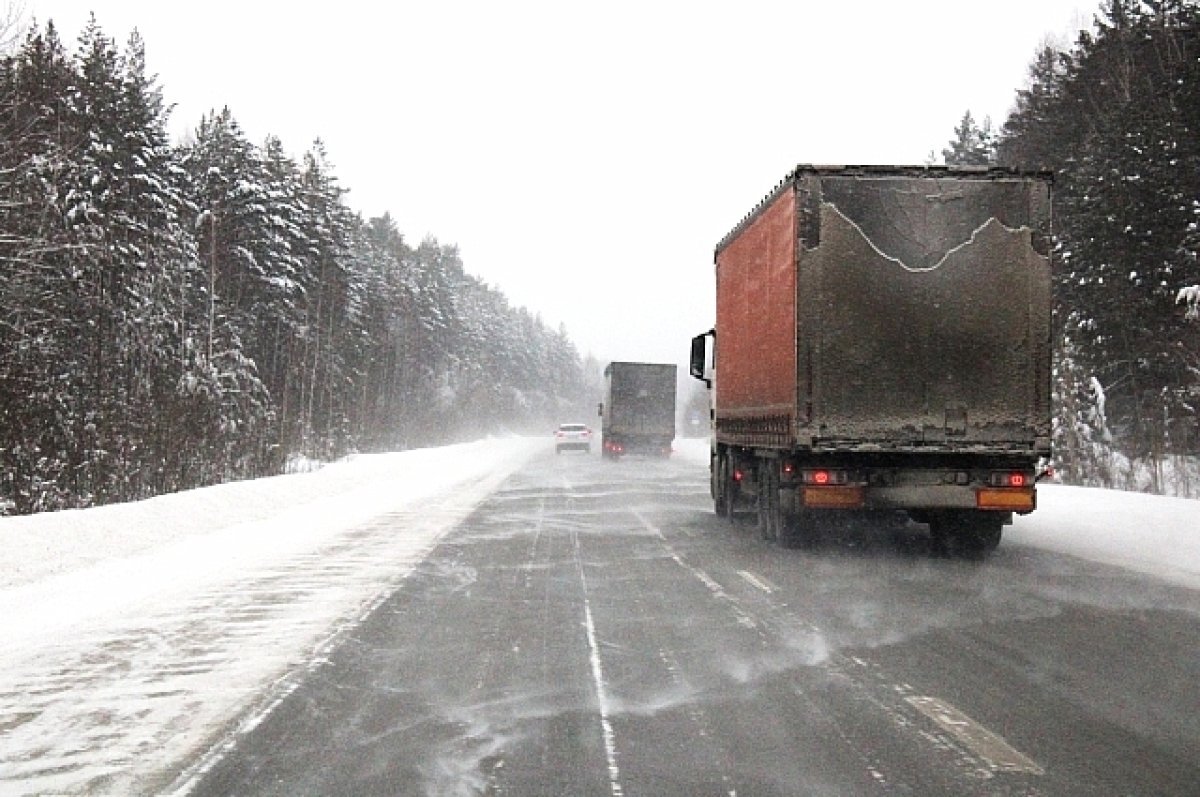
[736,570,777,594]
[572,529,624,796]
[905,696,1045,775]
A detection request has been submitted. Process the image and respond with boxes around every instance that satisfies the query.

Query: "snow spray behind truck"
[689,165,1053,556]
[599,362,677,458]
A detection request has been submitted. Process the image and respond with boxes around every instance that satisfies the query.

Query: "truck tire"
[710,451,718,500]
[757,465,783,543]
[714,454,732,518]
[929,511,1003,559]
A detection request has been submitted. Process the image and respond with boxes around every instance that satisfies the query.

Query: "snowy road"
[184,447,1198,795]
[1,438,1199,795]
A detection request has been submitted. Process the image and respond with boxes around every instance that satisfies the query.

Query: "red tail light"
[801,469,848,486]
[733,469,744,482]
[990,472,1031,488]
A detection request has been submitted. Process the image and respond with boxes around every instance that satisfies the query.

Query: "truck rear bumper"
[781,484,1035,513]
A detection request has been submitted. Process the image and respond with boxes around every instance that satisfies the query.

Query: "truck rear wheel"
[757,466,780,542]
[714,453,732,518]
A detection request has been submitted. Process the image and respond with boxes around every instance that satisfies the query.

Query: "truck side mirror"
[689,332,712,387]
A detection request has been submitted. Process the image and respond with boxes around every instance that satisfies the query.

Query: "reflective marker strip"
[976,487,1036,511]
[802,485,865,508]
[905,696,1044,775]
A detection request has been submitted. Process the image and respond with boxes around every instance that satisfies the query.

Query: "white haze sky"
[24,0,1093,368]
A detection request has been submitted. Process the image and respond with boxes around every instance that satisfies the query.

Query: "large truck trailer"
[690,165,1053,556]
[599,362,677,458]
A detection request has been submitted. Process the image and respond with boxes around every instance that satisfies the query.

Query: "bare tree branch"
[0,0,27,55]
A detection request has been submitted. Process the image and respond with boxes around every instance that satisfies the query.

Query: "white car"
[555,423,593,454]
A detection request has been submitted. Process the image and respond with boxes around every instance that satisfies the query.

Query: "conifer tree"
[991,0,1200,489]
[0,15,593,513]
[941,110,995,166]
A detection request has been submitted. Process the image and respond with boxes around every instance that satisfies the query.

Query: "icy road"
[2,438,1199,795]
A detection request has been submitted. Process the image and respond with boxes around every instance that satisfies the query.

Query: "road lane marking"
[572,529,625,796]
[905,696,1045,775]
[736,570,777,594]
[631,510,762,632]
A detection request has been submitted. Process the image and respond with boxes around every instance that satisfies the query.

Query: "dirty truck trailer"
[690,165,1053,556]
[599,362,677,458]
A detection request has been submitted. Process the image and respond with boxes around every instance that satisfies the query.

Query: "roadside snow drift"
[0,437,543,796]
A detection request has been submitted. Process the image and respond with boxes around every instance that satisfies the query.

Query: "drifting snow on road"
[0,438,542,796]
[1,436,1199,795]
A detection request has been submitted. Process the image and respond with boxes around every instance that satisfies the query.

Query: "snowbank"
[0,437,545,795]
[1007,483,1200,590]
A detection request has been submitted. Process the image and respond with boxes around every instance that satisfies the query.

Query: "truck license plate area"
[802,485,866,509]
[976,488,1036,511]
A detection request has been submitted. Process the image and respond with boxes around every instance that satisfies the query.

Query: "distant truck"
[690,165,1053,557]
[599,362,677,458]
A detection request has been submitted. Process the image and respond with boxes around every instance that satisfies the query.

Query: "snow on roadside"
[2,439,535,590]
[0,436,544,796]
[1006,483,1200,591]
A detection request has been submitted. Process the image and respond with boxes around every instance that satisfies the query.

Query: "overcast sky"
[23,0,1092,369]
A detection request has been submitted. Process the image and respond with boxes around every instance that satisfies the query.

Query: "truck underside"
[601,433,674,459]
[711,443,1040,558]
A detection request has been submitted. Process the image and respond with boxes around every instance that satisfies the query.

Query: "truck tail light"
[733,469,745,482]
[797,468,861,508]
[989,472,1031,488]
[801,469,848,486]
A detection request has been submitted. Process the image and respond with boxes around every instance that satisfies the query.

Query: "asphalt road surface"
[184,447,1200,796]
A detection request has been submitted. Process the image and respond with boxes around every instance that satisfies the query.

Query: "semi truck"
[599,362,677,458]
[689,165,1053,557]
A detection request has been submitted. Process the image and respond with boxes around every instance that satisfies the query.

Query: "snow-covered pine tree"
[992,0,1200,492]
[296,140,358,459]
[941,110,995,166]
[0,22,85,512]
[1052,328,1116,487]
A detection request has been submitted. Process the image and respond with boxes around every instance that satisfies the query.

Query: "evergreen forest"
[941,0,1199,496]
[3,1,1200,515]
[1,18,594,514]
